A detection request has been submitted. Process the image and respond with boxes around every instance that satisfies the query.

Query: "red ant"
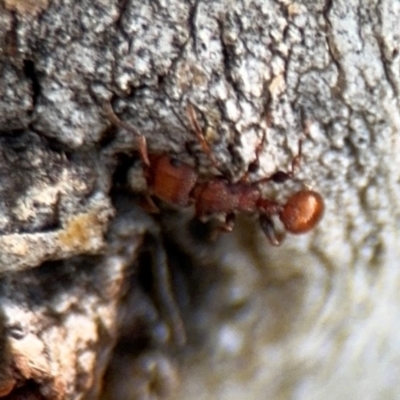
[104,102,324,246]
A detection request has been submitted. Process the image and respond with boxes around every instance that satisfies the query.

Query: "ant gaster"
[105,102,324,246]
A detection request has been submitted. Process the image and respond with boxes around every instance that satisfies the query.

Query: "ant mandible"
[104,101,324,246]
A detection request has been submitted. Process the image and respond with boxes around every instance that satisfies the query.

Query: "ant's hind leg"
[253,137,303,185]
[290,138,303,177]
[103,101,150,166]
[241,127,267,182]
[288,116,315,176]
[259,215,284,246]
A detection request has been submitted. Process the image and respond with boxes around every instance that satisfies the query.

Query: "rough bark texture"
[1,0,400,399]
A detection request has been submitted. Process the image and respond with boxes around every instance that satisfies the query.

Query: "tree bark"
[1,0,400,399]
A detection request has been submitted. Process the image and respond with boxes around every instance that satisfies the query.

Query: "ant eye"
[169,158,182,168]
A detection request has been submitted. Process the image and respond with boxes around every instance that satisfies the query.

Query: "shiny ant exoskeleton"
[105,102,324,246]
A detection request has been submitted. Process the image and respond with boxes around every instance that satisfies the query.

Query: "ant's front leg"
[104,101,150,167]
[139,195,160,214]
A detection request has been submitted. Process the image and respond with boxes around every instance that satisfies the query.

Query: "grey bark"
[0,0,400,399]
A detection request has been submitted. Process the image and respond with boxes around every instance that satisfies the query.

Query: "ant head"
[279,190,324,234]
[150,155,197,207]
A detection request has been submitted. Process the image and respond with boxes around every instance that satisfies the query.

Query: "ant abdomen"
[279,190,324,234]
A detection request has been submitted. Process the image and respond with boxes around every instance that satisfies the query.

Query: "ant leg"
[250,128,267,172]
[217,212,235,233]
[103,102,150,166]
[187,103,220,171]
[195,213,235,241]
[259,214,284,246]
[148,235,187,347]
[241,127,267,182]
[286,115,314,177]
[253,137,303,185]
[290,138,302,176]
[210,213,236,241]
[140,195,160,214]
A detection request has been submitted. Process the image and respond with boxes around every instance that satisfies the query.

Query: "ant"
[104,102,324,246]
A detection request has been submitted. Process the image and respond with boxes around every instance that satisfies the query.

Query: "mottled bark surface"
[1,0,400,399]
